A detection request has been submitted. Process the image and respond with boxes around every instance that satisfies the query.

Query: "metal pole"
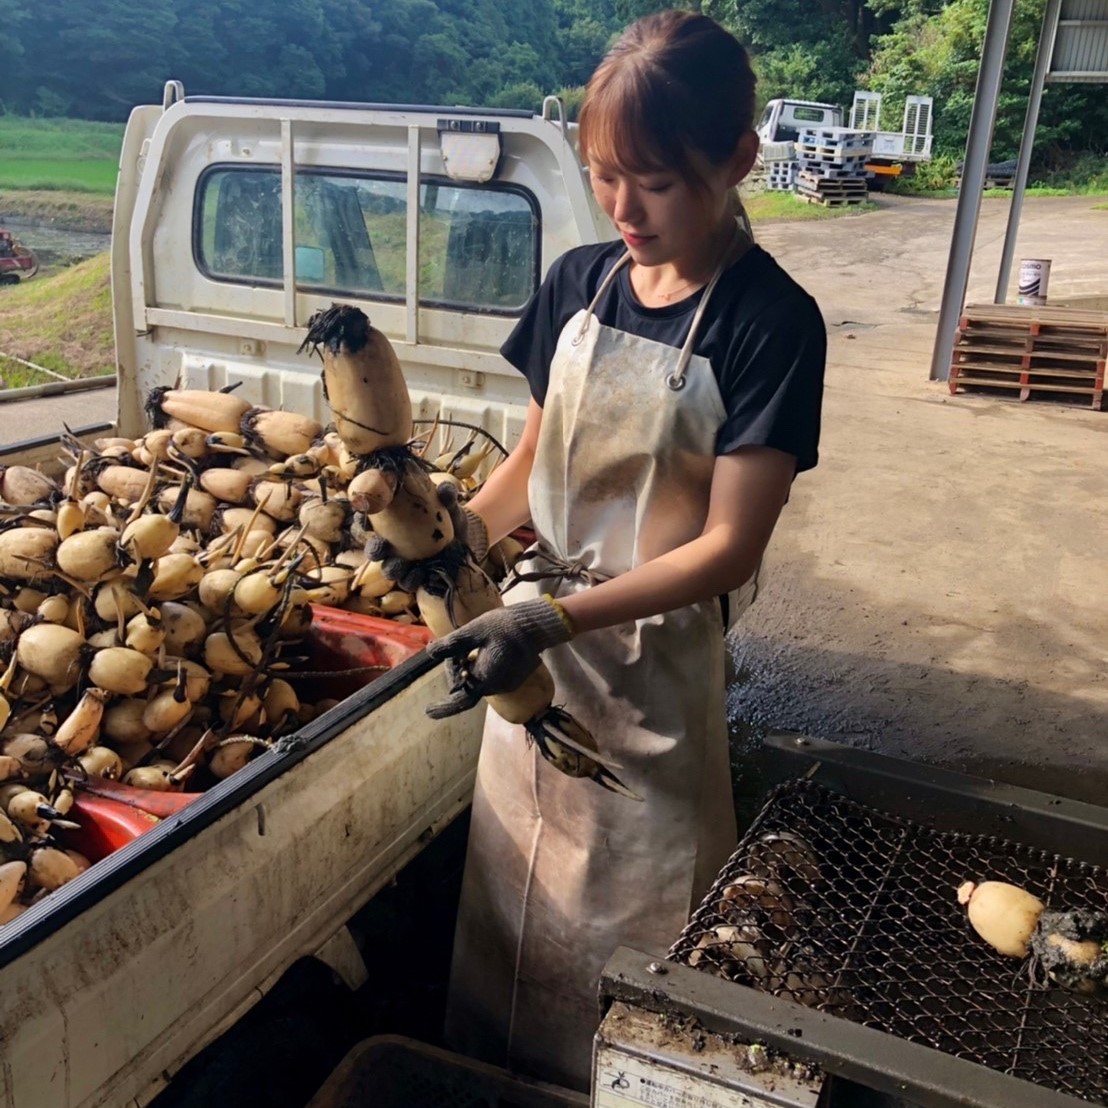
[0,375,115,406]
[281,118,297,329]
[995,0,1062,303]
[929,0,1018,381]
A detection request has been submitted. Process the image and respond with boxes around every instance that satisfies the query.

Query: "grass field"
[0,254,114,386]
[0,116,122,195]
[0,159,119,193]
[745,189,876,221]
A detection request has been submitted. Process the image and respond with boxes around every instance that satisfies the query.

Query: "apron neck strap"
[572,252,630,344]
[669,219,746,391]
[572,221,749,392]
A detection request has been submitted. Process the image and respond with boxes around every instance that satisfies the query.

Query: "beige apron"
[445,234,750,1091]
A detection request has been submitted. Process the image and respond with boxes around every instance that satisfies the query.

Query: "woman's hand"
[424,595,575,718]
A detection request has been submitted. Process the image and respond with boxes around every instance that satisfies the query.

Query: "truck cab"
[0,83,614,1108]
[756,99,843,147]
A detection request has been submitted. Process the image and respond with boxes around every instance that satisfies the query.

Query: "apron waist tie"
[506,545,756,631]
[503,544,613,594]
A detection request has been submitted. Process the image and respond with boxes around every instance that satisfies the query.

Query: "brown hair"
[577,10,757,188]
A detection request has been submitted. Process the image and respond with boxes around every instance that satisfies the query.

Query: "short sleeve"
[715,293,826,473]
[499,253,567,407]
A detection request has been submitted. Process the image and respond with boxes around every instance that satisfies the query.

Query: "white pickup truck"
[0,82,614,1108]
[756,90,934,183]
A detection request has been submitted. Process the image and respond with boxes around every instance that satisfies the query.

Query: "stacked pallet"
[949,304,1107,410]
[955,158,1017,191]
[765,159,798,192]
[795,127,872,207]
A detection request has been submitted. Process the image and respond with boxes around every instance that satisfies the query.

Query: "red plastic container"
[54,607,432,867]
[300,605,433,700]
[61,794,163,863]
[71,778,198,820]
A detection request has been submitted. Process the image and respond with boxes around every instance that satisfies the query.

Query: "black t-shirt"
[501,241,826,472]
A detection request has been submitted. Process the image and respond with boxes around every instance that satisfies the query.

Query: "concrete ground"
[0,381,114,446]
[735,193,1108,803]
[1,193,1103,805]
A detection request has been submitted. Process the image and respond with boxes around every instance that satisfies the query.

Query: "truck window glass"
[792,106,828,124]
[196,167,538,314]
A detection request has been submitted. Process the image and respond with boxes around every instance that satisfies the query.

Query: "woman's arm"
[558,445,795,633]
[467,398,543,547]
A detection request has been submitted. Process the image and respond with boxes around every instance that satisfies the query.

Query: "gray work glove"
[437,482,489,563]
[364,483,489,593]
[424,595,574,719]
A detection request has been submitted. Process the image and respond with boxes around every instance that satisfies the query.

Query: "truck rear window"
[791,106,830,124]
[194,166,539,314]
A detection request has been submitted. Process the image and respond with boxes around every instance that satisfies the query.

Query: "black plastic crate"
[308,1036,587,1108]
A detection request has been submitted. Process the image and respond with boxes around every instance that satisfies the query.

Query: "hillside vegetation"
[0,0,1103,174]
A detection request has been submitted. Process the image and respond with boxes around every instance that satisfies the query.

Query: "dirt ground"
[736,192,1108,803]
[2,192,1104,805]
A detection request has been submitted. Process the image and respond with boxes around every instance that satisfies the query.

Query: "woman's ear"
[728,130,761,187]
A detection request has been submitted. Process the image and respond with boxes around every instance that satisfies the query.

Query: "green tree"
[865,0,1108,164]
[168,0,336,99]
[751,36,865,108]
[0,0,31,111]
[17,0,176,118]
[555,0,620,86]
[488,82,547,111]
[704,0,869,111]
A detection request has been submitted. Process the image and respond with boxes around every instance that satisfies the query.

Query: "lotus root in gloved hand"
[300,303,636,799]
[362,482,489,593]
[424,595,573,718]
[420,581,636,798]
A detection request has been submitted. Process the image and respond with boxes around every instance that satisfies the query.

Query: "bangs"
[578,62,697,181]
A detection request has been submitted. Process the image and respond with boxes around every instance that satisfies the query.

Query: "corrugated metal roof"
[1048,0,1108,82]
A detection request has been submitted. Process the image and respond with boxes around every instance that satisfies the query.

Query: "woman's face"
[587,139,752,269]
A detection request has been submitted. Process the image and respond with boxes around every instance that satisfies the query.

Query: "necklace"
[656,277,701,302]
[637,221,745,304]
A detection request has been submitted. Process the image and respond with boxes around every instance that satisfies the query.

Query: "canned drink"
[1018,258,1051,306]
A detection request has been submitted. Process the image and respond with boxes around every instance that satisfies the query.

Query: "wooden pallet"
[797,191,867,208]
[797,162,868,180]
[949,304,1107,409]
[796,171,868,194]
[797,142,868,157]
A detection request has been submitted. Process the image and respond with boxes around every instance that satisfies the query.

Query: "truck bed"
[0,652,482,1107]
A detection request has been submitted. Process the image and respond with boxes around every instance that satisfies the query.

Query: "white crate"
[799,126,874,149]
[765,159,798,192]
[761,140,795,162]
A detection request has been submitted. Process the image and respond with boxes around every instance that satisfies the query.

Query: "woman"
[408,9,824,1091]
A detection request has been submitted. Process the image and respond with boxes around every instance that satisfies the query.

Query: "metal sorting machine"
[594,734,1108,1108]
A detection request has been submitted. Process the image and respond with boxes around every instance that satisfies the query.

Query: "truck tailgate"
[0,654,482,1108]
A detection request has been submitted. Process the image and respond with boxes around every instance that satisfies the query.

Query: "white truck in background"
[0,82,614,1108]
[757,90,934,185]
